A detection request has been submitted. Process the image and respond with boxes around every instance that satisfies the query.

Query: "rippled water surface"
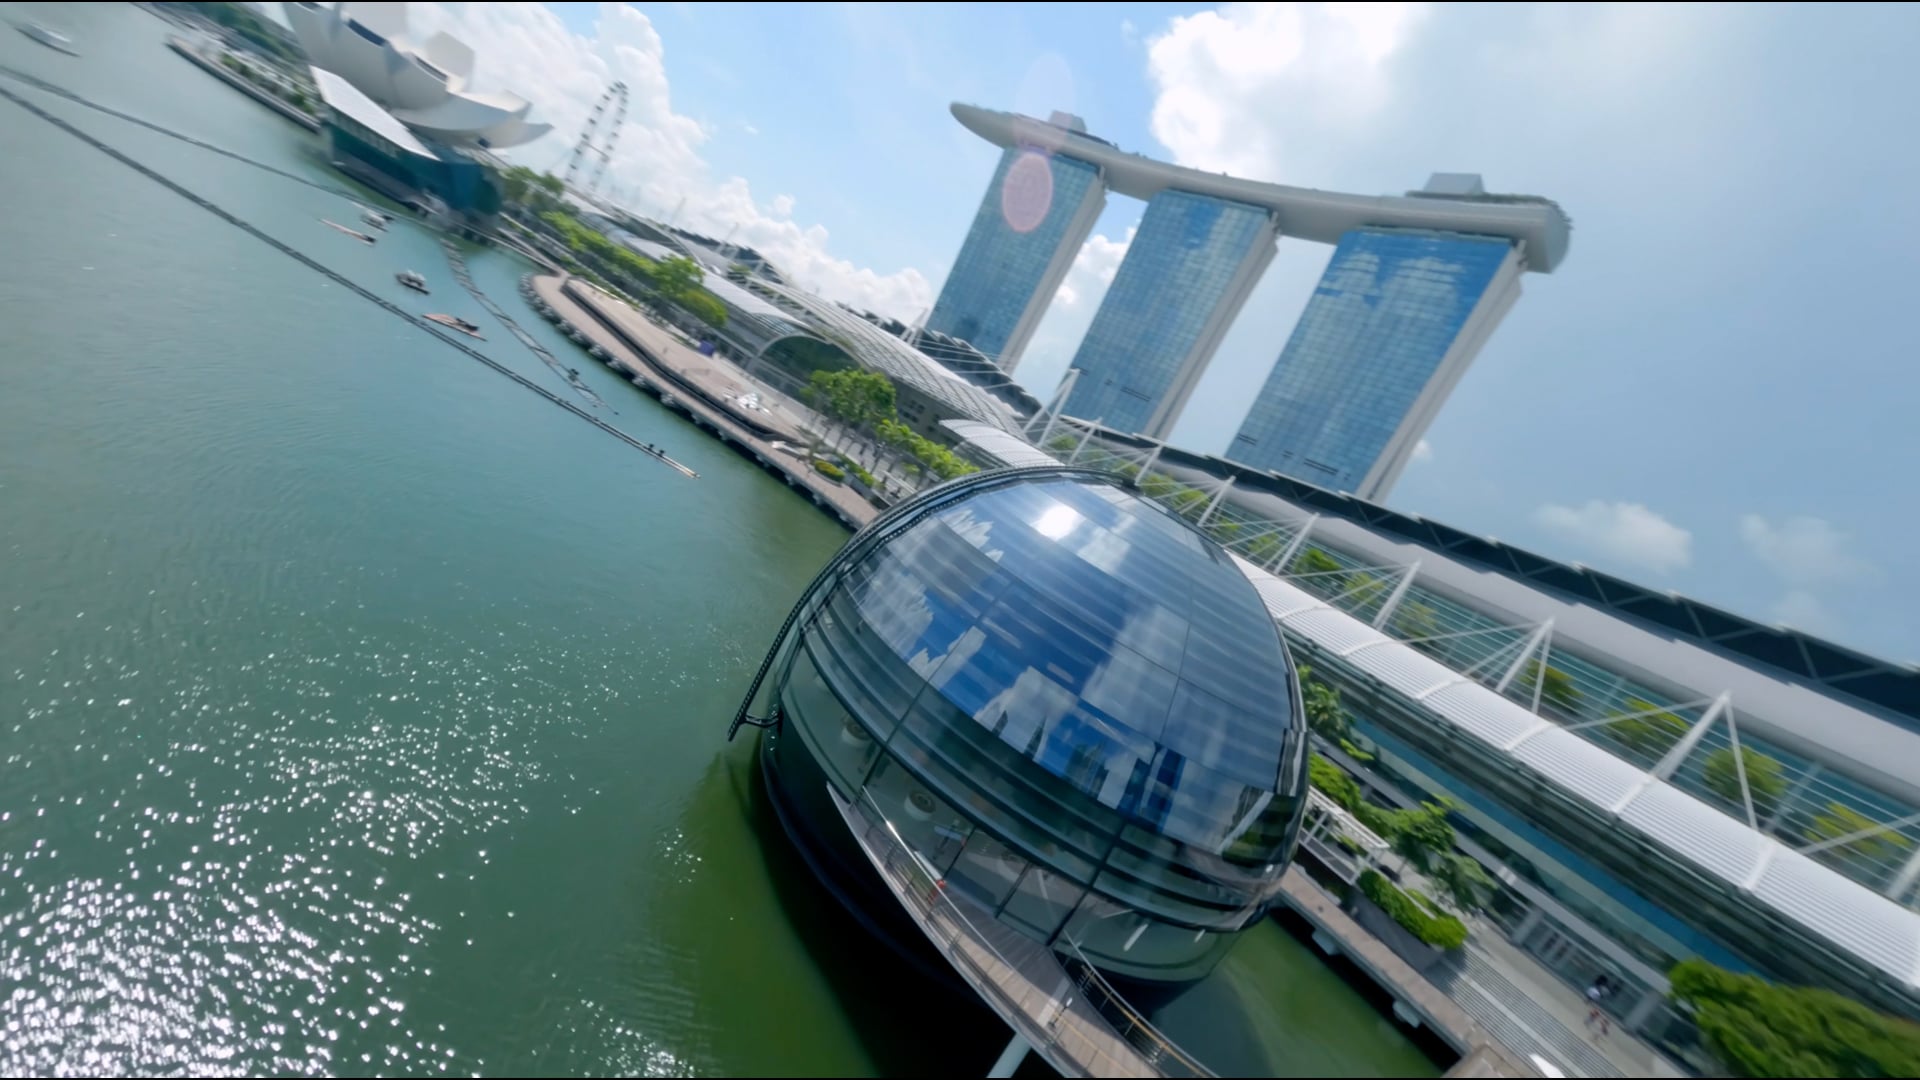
[0,6,1436,1076]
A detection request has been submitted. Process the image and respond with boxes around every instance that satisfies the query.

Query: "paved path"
[527,275,878,530]
[1276,869,1537,1078]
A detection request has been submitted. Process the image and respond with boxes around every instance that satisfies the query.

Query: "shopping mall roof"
[945,422,1920,1001]
[746,281,1021,432]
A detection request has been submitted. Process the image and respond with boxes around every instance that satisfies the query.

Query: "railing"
[1058,940,1214,1078]
[847,794,1088,1066]
[843,788,1215,1078]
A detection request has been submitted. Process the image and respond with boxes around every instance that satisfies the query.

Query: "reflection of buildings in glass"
[1228,229,1522,499]
[926,127,1106,375]
[1061,191,1278,440]
[751,470,1307,989]
[942,420,1920,1041]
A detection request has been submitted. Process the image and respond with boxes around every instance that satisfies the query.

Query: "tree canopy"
[537,211,725,328]
[1670,959,1920,1078]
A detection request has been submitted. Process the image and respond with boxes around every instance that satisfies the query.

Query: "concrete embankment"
[523,274,880,531]
[165,37,318,132]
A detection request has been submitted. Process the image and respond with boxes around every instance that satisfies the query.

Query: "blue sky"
[414,2,1920,661]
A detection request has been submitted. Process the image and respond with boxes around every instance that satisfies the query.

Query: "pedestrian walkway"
[829,785,1212,1079]
[1429,949,1622,1077]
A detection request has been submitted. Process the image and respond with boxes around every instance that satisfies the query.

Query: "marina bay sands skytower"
[929,105,1572,500]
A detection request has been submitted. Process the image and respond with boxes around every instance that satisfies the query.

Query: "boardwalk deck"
[828,787,1209,1079]
[528,274,878,528]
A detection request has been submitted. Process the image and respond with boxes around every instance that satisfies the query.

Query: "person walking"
[1584,974,1613,1037]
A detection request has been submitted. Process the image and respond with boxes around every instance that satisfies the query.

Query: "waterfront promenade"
[1276,869,1534,1077]
[164,36,317,132]
[529,272,1542,1076]
[526,274,879,530]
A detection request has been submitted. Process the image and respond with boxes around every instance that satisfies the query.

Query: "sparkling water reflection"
[0,7,1437,1077]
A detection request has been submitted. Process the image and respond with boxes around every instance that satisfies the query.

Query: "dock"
[1276,868,1537,1078]
[525,274,879,530]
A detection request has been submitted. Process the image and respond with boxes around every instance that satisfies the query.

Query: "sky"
[393,2,1920,662]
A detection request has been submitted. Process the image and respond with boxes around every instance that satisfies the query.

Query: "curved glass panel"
[828,476,1303,864]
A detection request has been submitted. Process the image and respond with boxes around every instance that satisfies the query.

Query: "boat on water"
[359,208,391,231]
[396,270,429,294]
[320,219,376,245]
[16,22,78,56]
[423,313,484,339]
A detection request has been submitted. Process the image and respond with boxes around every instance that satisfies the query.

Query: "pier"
[525,274,879,530]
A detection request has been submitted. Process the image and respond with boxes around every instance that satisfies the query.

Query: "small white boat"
[320,218,376,245]
[423,313,483,339]
[395,270,429,294]
[358,206,392,231]
[17,22,78,56]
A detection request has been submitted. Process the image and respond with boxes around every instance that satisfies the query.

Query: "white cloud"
[1412,438,1433,463]
[1055,227,1134,309]
[1008,227,1137,395]
[1534,500,1693,573]
[742,122,760,136]
[1121,18,1138,42]
[1737,514,1876,587]
[409,2,930,318]
[1143,2,1428,178]
[1771,589,1831,632]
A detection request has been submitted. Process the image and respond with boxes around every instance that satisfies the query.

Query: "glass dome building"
[738,467,1310,988]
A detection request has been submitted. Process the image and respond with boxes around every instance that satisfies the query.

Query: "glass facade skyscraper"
[1228,228,1523,499]
[1062,191,1276,439]
[925,146,1104,374]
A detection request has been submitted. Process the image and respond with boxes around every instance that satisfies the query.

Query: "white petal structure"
[284,1,550,150]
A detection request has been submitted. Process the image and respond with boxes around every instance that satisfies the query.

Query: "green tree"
[1516,659,1583,715]
[676,289,729,329]
[1299,667,1351,744]
[1291,546,1344,579]
[1138,473,1178,499]
[1389,600,1442,644]
[1243,531,1285,566]
[1387,800,1458,874]
[1429,852,1497,914]
[1341,571,1391,612]
[650,255,705,299]
[1805,802,1914,870]
[1308,753,1363,808]
[1605,697,1690,762]
[1669,959,1920,1077]
[1168,486,1209,520]
[1703,746,1787,820]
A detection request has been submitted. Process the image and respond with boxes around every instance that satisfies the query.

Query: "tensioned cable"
[0,79,698,478]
